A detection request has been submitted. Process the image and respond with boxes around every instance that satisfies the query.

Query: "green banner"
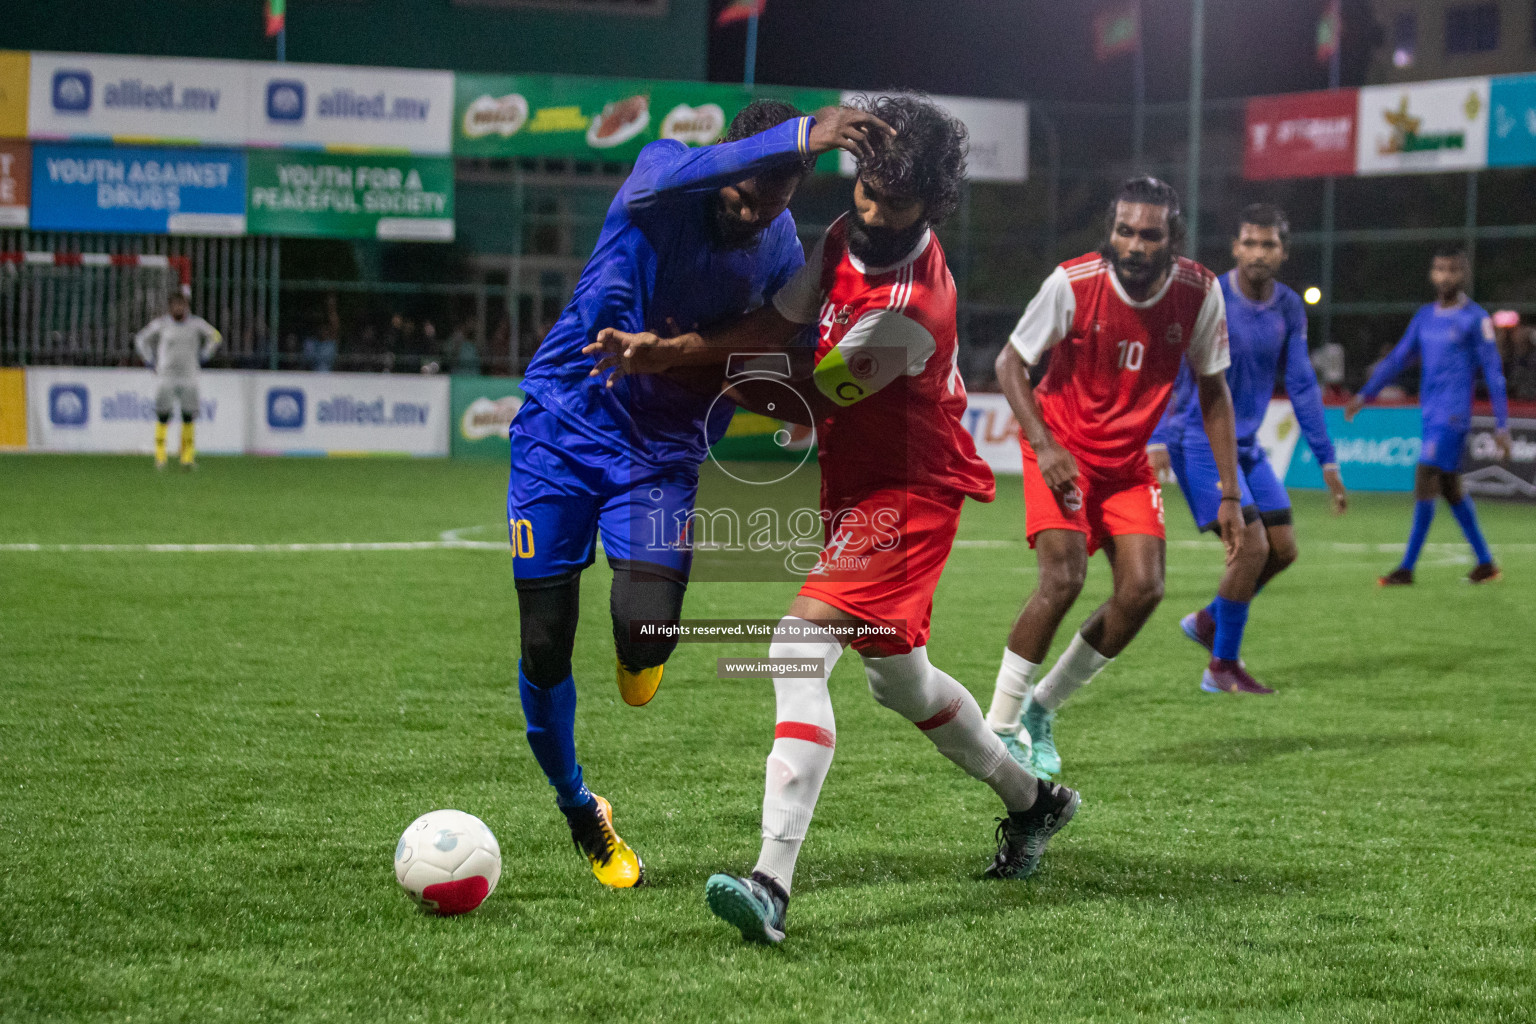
[448,375,807,462]
[454,73,840,170]
[451,375,524,459]
[247,151,455,241]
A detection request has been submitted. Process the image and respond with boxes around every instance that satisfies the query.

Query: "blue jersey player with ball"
[506,101,893,888]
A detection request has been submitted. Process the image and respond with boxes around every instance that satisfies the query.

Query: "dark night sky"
[708,0,1382,102]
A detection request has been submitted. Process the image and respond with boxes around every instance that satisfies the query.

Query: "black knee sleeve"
[182,412,196,424]
[609,565,687,672]
[515,572,581,687]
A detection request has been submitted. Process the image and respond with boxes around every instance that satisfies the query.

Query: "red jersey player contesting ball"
[982,177,1245,782]
[586,95,1079,945]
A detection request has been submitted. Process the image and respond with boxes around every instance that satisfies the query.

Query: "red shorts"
[797,487,963,654]
[1020,442,1165,555]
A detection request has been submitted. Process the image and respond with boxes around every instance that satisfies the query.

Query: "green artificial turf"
[2,454,1532,1023]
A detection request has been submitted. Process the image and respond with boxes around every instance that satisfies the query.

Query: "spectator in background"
[1494,311,1536,401]
[1311,336,1347,401]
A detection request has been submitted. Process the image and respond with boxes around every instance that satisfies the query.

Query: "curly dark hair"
[850,93,968,225]
[725,99,816,180]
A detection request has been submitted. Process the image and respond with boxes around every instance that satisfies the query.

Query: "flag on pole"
[716,0,766,28]
[266,0,286,38]
[1093,2,1141,63]
[1316,0,1341,64]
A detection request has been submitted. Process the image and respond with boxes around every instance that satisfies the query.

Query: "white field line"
[1,530,1533,556]
[0,540,506,553]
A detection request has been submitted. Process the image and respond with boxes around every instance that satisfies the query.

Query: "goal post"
[0,251,191,366]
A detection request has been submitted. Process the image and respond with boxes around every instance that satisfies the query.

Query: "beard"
[1103,243,1173,292]
[709,194,762,251]
[846,205,927,268]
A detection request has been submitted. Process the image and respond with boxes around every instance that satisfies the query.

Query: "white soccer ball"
[394,809,502,915]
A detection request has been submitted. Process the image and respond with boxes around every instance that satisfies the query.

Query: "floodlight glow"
[1303,287,1322,305]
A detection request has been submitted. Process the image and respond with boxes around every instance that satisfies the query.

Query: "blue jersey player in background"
[508,100,894,888]
[1150,204,1348,696]
[1346,243,1512,586]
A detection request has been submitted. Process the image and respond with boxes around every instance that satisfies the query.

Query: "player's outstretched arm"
[625,107,893,211]
[583,305,802,385]
[1196,371,1245,564]
[1281,303,1345,511]
[1347,316,1422,421]
[996,345,1076,493]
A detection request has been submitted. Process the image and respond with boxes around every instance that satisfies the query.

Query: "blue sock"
[1211,595,1250,662]
[1402,499,1436,571]
[517,665,592,808]
[1449,498,1493,565]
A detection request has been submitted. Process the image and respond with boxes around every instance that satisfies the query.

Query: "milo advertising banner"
[247,150,453,240]
[450,375,524,459]
[454,73,839,169]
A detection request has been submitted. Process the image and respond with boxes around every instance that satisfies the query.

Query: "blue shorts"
[1419,422,1468,473]
[507,398,699,582]
[1167,437,1292,533]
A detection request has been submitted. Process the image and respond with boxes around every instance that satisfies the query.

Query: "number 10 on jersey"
[1116,340,1144,371]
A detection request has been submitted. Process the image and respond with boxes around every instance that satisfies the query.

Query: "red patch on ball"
[420,875,490,915]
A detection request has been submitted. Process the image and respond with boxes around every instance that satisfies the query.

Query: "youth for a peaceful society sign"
[246,151,453,241]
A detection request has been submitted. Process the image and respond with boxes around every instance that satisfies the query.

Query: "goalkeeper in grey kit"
[135,289,221,469]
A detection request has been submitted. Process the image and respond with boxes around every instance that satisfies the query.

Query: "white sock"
[863,647,1037,812]
[985,647,1041,733]
[1032,632,1111,712]
[752,617,844,894]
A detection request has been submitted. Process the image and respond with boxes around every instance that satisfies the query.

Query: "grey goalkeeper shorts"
[155,381,200,420]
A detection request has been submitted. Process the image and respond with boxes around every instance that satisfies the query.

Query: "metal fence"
[0,232,279,368]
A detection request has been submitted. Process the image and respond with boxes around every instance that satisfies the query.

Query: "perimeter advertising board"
[25,367,246,455]
[29,143,246,235]
[0,140,28,227]
[838,92,1028,183]
[1356,78,1490,176]
[0,51,28,138]
[27,52,451,154]
[246,150,453,240]
[454,73,840,168]
[1488,74,1536,168]
[1283,406,1420,492]
[1462,416,1536,502]
[450,375,523,459]
[248,372,450,456]
[28,52,246,146]
[247,64,452,154]
[1243,88,1358,180]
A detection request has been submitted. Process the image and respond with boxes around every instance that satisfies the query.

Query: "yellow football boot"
[616,660,663,707]
[568,795,645,888]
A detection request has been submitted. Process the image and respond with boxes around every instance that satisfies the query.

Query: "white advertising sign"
[28,52,248,145]
[1356,77,1490,175]
[26,367,247,454]
[1256,398,1301,480]
[840,92,1028,183]
[247,64,453,154]
[248,372,450,455]
[28,52,452,154]
[962,392,1023,474]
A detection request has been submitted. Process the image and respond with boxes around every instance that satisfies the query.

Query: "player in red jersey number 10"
[984,178,1246,781]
